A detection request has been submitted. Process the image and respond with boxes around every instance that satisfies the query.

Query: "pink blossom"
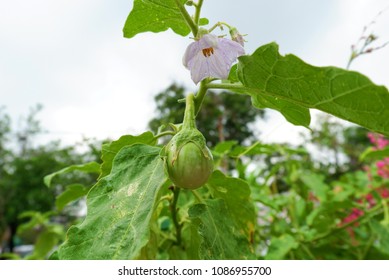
[367,132,389,150]
[377,161,386,168]
[376,158,389,178]
[377,138,389,149]
[380,188,389,198]
[342,208,364,225]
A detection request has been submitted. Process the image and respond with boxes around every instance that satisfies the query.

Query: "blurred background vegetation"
[1,82,389,259]
[0,105,101,259]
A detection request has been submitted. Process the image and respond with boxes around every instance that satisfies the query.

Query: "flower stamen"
[202,47,214,57]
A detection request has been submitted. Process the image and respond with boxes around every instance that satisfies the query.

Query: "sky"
[1,0,389,147]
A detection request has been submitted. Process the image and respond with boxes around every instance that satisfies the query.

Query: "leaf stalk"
[174,0,199,36]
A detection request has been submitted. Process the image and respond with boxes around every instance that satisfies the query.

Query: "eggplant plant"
[44,0,389,260]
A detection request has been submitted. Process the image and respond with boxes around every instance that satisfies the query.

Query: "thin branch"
[174,0,198,36]
[194,0,204,27]
[194,79,208,116]
[170,187,182,245]
[347,7,389,68]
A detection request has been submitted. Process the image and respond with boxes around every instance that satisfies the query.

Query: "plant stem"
[382,199,389,225]
[192,189,205,203]
[194,0,204,26]
[208,21,232,33]
[194,79,208,116]
[206,82,246,92]
[174,0,198,36]
[361,231,376,259]
[154,131,176,140]
[183,93,196,129]
[170,187,182,245]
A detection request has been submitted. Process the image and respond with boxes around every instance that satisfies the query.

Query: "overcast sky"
[1,0,388,147]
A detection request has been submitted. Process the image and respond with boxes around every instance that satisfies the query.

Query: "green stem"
[382,199,389,225]
[192,190,205,203]
[361,231,375,260]
[174,0,198,36]
[154,131,176,140]
[183,93,196,129]
[194,79,208,116]
[208,21,232,33]
[170,187,182,245]
[288,196,299,230]
[194,0,204,26]
[235,141,261,158]
[206,82,246,92]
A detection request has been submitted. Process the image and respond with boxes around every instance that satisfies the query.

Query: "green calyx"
[196,27,209,39]
[164,93,213,189]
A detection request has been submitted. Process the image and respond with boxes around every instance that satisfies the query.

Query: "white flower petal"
[199,34,218,49]
[218,38,245,61]
[207,50,230,79]
[188,52,210,84]
[182,34,245,84]
[182,41,200,69]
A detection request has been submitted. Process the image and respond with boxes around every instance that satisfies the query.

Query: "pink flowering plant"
[38,0,389,260]
[333,133,389,249]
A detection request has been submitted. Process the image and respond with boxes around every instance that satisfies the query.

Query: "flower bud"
[229,27,245,47]
[165,129,213,189]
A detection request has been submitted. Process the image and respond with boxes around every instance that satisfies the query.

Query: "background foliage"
[1,0,389,260]
[2,85,388,260]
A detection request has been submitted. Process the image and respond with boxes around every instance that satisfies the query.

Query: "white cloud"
[1,0,388,147]
[0,0,193,144]
[301,0,389,84]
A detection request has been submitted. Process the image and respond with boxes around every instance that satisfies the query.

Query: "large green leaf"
[237,43,389,135]
[188,199,254,260]
[57,144,167,259]
[100,132,157,179]
[123,0,190,39]
[251,91,311,128]
[206,171,256,238]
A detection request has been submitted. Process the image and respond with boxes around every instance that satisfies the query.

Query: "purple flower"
[183,34,245,84]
